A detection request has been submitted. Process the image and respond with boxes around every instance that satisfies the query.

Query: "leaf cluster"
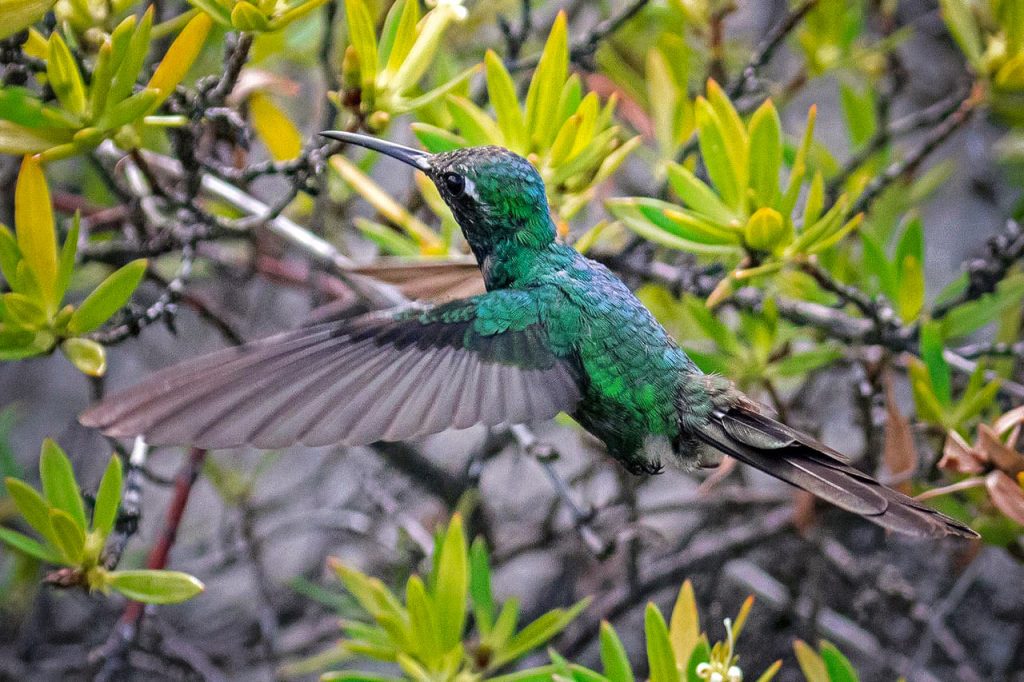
[0,440,204,604]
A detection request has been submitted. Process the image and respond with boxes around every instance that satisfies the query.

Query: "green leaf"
[230,2,270,31]
[469,537,495,634]
[772,346,842,377]
[793,640,829,682]
[55,212,79,304]
[353,7,391,92]
[524,12,568,148]
[47,33,88,118]
[14,155,57,311]
[96,87,160,131]
[940,275,1024,338]
[644,603,677,682]
[382,0,420,75]
[695,97,740,210]
[434,514,468,649]
[410,122,465,153]
[61,338,107,376]
[0,525,62,563]
[2,292,47,328]
[321,674,405,682]
[40,439,86,531]
[485,50,527,152]
[0,87,75,129]
[88,40,114,119]
[108,7,154,108]
[748,99,783,208]
[599,621,634,682]
[668,580,699,667]
[147,11,213,107]
[49,507,85,563]
[0,224,21,289]
[939,0,983,68]
[497,599,589,667]
[92,454,122,537]
[108,569,205,604]
[920,322,952,407]
[354,218,420,257]
[780,106,817,218]
[839,83,877,149]
[896,253,924,322]
[684,636,711,682]
[447,95,502,146]
[67,258,147,334]
[406,575,442,662]
[819,641,859,682]
[0,0,57,41]
[4,476,59,548]
[665,163,737,225]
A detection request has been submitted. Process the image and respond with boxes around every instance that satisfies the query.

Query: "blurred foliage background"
[1,0,1024,680]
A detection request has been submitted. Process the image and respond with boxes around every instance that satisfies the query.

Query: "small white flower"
[696,662,712,679]
[727,665,743,682]
[710,672,724,682]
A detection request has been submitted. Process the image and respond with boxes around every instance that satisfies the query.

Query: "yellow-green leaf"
[92,454,123,537]
[147,12,213,106]
[793,640,829,682]
[40,438,86,530]
[524,11,568,148]
[5,476,59,548]
[383,0,420,76]
[249,92,302,161]
[61,337,107,376]
[669,580,699,668]
[49,507,85,564]
[230,1,270,31]
[108,7,154,108]
[485,50,527,152]
[109,569,205,604]
[695,97,740,210]
[344,0,378,98]
[0,526,62,563]
[67,258,147,334]
[0,0,57,41]
[748,99,782,207]
[434,514,468,650]
[14,155,57,311]
[599,621,634,682]
[47,33,87,118]
[644,603,676,682]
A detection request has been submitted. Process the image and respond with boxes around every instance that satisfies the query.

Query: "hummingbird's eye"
[443,172,466,197]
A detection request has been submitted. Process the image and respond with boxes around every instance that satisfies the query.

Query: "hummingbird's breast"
[533,246,701,474]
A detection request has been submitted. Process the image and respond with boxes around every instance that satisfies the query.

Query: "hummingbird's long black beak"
[320,130,432,171]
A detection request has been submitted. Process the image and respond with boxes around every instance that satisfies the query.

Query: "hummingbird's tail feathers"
[80,300,581,449]
[696,406,979,539]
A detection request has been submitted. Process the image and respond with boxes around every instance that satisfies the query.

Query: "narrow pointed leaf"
[55,212,79,304]
[434,514,468,649]
[748,99,782,207]
[14,155,57,310]
[669,580,699,667]
[0,526,62,562]
[147,12,213,107]
[644,603,677,682]
[47,33,88,118]
[485,50,527,151]
[5,477,59,547]
[92,454,123,537]
[40,439,86,530]
[383,0,420,75]
[67,258,147,334]
[524,11,568,147]
[49,507,85,563]
[249,92,302,160]
[599,621,634,682]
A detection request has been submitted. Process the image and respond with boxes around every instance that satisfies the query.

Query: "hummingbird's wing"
[80,291,581,450]
[698,405,978,539]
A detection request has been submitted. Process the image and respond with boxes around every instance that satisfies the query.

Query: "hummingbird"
[81,132,976,539]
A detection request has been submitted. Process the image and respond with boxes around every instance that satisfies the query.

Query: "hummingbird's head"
[320,131,556,262]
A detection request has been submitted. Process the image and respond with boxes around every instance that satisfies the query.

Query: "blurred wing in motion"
[698,406,979,539]
[80,291,581,449]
